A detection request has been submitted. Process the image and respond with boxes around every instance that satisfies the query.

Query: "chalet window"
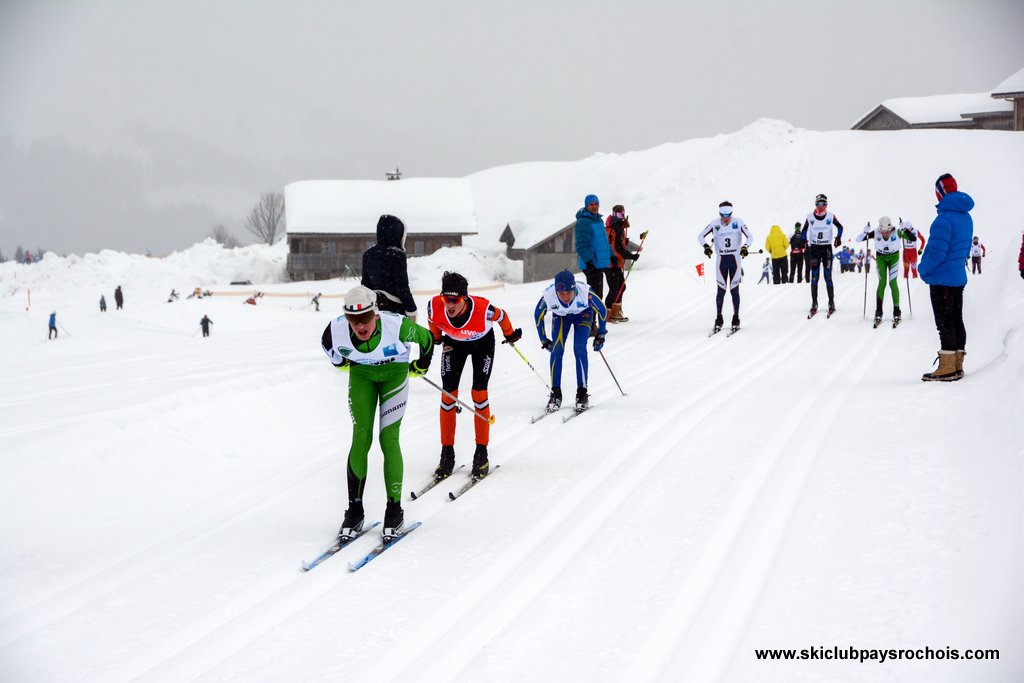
[290,239,301,254]
[554,236,564,253]
[327,242,337,254]
[413,240,425,255]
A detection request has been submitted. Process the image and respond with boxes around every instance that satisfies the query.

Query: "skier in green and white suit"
[321,286,434,542]
[855,216,902,325]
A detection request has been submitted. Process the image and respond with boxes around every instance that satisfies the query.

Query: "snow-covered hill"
[1,120,1023,682]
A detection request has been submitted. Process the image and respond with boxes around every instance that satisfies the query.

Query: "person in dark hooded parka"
[361,214,418,321]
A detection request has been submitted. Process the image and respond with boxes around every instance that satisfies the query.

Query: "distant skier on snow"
[800,193,845,316]
[200,315,213,337]
[789,222,808,283]
[48,311,58,339]
[855,217,902,326]
[697,200,752,332]
[534,270,607,413]
[427,271,521,481]
[114,286,124,310]
[899,219,926,279]
[969,236,986,274]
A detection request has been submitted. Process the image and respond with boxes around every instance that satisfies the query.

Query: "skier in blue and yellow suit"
[534,270,607,413]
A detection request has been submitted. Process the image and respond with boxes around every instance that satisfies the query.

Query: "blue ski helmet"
[554,270,576,292]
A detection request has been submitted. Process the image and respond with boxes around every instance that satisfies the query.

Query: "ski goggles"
[442,295,464,304]
[719,207,733,217]
[815,200,828,207]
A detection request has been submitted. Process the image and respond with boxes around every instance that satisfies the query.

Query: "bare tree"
[211,223,240,248]
[244,192,285,245]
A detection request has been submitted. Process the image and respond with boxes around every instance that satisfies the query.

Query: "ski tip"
[448,491,457,501]
[409,491,419,500]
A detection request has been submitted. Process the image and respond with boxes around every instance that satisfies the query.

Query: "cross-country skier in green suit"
[855,216,902,326]
[320,286,434,543]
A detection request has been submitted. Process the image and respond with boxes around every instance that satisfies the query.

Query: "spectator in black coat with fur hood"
[361,214,418,321]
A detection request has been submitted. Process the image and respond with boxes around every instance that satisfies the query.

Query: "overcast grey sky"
[1,0,1021,255]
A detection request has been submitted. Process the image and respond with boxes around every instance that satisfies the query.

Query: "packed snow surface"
[2,120,1023,682]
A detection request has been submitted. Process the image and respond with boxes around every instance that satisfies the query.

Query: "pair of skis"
[530,403,591,424]
[807,307,836,320]
[303,465,500,572]
[708,326,741,337]
[873,317,902,329]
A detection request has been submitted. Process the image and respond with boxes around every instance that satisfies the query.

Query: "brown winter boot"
[608,303,629,323]
[954,350,966,379]
[922,350,960,382]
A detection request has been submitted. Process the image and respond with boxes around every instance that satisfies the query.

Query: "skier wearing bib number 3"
[801,193,845,317]
[697,201,752,333]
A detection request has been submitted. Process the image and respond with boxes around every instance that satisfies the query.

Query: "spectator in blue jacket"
[48,311,58,339]
[574,194,612,298]
[919,173,974,381]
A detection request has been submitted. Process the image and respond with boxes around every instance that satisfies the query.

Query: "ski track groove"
[633,284,889,682]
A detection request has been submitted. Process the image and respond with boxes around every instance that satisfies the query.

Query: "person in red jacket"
[898,218,926,279]
[428,271,521,480]
[1018,232,1024,280]
[604,204,641,322]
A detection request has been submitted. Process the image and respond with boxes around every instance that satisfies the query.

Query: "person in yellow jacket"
[764,224,790,284]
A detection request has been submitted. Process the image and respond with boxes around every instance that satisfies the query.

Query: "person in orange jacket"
[428,271,521,480]
[604,204,641,322]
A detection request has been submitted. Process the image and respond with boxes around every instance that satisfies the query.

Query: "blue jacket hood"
[936,191,974,214]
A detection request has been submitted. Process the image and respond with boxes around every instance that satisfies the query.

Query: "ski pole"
[419,376,496,425]
[863,249,869,320]
[905,274,913,319]
[191,326,201,337]
[598,350,626,396]
[507,342,550,390]
[611,229,649,305]
[58,322,71,336]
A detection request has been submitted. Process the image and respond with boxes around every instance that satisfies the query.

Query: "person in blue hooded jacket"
[919,173,974,382]
[574,194,612,299]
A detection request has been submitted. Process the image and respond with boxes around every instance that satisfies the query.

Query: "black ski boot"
[471,444,489,480]
[713,314,724,333]
[382,501,405,542]
[873,301,883,327]
[826,286,835,316]
[731,313,740,332]
[338,501,365,541]
[893,306,902,323]
[575,386,589,413]
[546,387,562,413]
[434,445,455,480]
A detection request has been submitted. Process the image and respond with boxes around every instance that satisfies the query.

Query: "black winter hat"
[440,271,469,297]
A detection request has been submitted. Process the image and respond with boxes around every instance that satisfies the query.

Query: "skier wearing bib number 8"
[697,201,753,333]
[801,193,845,317]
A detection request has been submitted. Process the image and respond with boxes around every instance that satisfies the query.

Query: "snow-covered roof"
[504,214,574,250]
[285,178,478,235]
[992,66,1024,96]
[877,92,1011,125]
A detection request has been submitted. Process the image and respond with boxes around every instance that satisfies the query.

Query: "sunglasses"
[815,201,827,207]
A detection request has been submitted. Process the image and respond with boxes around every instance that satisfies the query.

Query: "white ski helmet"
[343,286,378,316]
[878,216,894,231]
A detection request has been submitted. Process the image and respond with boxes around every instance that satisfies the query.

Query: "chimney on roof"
[385,167,402,181]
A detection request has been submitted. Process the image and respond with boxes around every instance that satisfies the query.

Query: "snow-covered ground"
[1,121,1023,682]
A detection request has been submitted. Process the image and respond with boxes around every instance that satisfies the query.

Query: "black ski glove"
[740,246,749,258]
[833,236,842,248]
[630,252,640,262]
[703,244,713,258]
[593,334,606,352]
[502,328,523,345]
[541,338,552,351]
